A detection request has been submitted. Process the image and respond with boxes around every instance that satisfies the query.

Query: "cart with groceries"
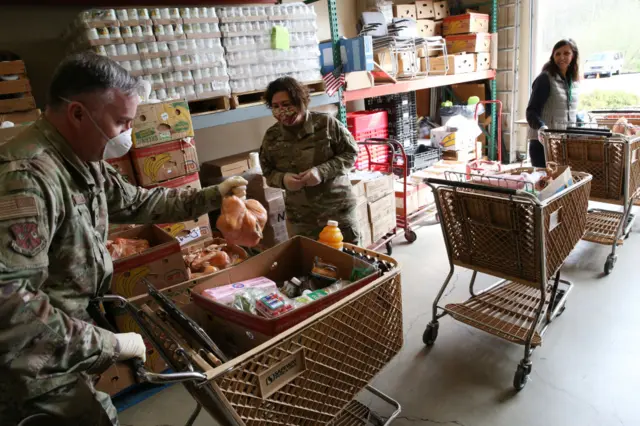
[98,238,404,426]
[423,167,592,390]
[540,116,640,275]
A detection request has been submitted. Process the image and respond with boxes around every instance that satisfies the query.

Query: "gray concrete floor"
[120,209,640,426]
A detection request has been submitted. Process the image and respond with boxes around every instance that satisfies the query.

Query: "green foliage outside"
[579,90,640,110]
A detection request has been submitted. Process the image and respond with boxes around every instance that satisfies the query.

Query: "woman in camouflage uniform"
[259,77,360,243]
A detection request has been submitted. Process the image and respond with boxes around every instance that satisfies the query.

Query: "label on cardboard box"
[131,139,199,186]
[145,172,202,191]
[132,100,194,148]
[159,214,212,246]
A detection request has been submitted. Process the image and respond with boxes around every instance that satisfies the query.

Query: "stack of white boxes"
[351,174,396,248]
[63,7,231,101]
[216,3,322,94]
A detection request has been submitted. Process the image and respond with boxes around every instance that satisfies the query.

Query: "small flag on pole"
[323,66,345,97]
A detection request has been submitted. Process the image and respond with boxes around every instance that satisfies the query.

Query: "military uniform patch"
[10,222,45,256]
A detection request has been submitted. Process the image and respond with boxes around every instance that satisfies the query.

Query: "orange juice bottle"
[318,220,344,250]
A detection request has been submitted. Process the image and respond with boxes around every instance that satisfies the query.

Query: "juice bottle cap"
[291,277,302,286]
[327,220,339,227]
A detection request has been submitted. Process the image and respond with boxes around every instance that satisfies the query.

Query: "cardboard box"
[417,19,437,37]
[200,154,251,180]
[370,213,396,243]
[396,52,419,76]
[0,96,36,114]
[395,180,419,216]
[158,214,212,247]
[368,192,395,225]
[359,222,373,248]
[355,199,368,223]
[442,149,476,162]
[435,20,443,36]
[110,225,189,298]
[353,173,394,202]
[145,171,202,192]
[416,1,435,19]
[443,13,490,36]
[106,154,138,186]
[427,53,475,74]
[132,139,199,186]
[431,126,476,152]
[351,179,366,199]
[433,1,450,20]
[94,363,136,396]
[475,52,491,71]
[190,236,378,336]
[340,36,374,73]
[394,4,417,20]
[319,40,335,74]
[446,33,492,54]
[132,100,195,148]
[344,71,374,91]
[247,176,289,248]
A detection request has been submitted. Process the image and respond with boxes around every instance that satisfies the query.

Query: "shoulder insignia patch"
[10,222,45,256]
[0,195,38,221]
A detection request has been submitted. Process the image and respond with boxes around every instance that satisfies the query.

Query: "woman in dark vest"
[526,39,580,167]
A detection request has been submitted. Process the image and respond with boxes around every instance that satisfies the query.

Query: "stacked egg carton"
[63,7,231,102]
[216,3,322,95]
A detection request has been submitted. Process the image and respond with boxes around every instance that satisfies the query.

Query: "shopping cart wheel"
[404,230,417,243]
[422,321,439,346]
[386,242,393,255]
[604,254,617,275]
[513,364,530,391]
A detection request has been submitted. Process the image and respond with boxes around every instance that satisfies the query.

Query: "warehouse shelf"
[192,92,338,130]
[342,70,497,102]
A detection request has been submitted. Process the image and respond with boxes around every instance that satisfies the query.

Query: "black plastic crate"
[393,146,440,176]
[366,92,417,111]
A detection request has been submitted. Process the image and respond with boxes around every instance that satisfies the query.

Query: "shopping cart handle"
[425,177,520,195]
[136,369,207,385]
[544,128,612,137]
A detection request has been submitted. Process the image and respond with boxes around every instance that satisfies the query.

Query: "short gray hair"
[48,52,139,107]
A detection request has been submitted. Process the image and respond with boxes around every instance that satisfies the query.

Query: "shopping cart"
[541,125,640,274]
[423,169,592,390]
[98,243,403,426]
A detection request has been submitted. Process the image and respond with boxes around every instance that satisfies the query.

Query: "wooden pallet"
[0,60,36,114]
[187,95,231,115]
[230,80,326,109]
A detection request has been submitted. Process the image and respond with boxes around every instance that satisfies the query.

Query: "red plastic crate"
[347,110,388,136]
[351,128,389,143]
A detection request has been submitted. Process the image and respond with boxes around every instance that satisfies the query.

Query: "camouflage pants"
[2,375,117,426]
[287,204,359,244]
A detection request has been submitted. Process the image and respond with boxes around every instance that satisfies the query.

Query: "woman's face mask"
[272,105,300,126]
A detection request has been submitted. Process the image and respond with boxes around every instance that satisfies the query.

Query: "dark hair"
[264,77,310,110]
[48,52,139,108]
[543,39,580,82]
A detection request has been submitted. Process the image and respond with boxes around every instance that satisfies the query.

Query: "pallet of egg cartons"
[217,3,323,109]
[62,7,231,112]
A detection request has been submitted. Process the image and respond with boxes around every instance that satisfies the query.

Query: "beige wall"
[0,1,358,164]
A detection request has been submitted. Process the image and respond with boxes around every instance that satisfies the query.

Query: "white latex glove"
[115,332,147,362]
[538,125,548,143]
[219,176,248,198]
[300,167,323,187]
[283,172,305,191]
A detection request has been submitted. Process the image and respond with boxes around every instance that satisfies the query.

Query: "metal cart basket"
[542,127,640,274]
[423,170,592,390]
[100,243,403,426]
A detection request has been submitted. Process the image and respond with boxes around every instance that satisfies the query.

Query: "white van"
[583,51,624,78]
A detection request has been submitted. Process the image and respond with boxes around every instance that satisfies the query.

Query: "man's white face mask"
[61,97,133,160]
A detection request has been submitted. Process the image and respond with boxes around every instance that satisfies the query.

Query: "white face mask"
[61,97,134,160]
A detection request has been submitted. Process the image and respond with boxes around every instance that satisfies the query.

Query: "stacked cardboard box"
[128,99,212,247]
[442,13,491,73]
[217,4,322,94]
[0,58,40,145]
[351,173,396,247]
[62,7,230,101]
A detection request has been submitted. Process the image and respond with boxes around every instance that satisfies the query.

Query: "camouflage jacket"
[0,118,222,404]
[259,111,358,224]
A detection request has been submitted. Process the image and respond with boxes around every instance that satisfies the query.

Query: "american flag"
[323,66,345,97]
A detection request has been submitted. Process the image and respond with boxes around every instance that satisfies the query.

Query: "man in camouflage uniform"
[259,77,359,243]
[0,53,246,425]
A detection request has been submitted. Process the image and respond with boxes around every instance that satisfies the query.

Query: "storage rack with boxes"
[0,55,40,145]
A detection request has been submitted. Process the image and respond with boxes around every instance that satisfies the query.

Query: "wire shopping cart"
[98,243,403,426]
[423,169,592,390]
[541,125,640,274]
